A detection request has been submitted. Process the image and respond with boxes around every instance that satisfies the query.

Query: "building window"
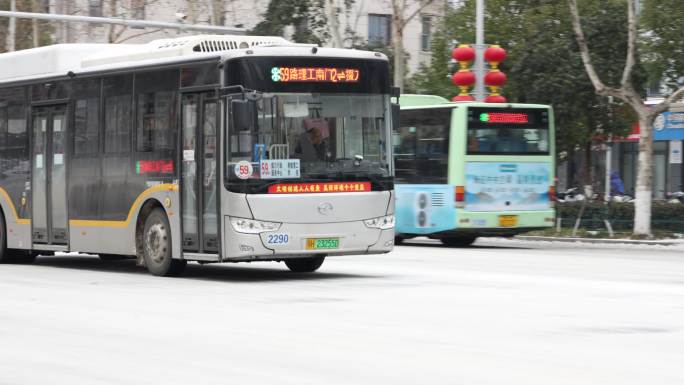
[88,0,103,17]
[421,16,431,51]
[368,14,391,46]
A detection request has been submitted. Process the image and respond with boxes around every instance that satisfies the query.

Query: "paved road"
[1,239,683,385]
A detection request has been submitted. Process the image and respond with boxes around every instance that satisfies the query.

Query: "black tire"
[440,236,477,247]
[99,254,129,261]
[394,236,404,245]
[142,208,186,276]
[285,255,325,273]
[0,213,36,264]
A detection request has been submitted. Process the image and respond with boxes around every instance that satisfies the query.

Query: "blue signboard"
[654,112,684,141]
[465,162,551,211]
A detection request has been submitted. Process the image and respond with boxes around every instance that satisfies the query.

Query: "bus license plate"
[306,238,339,250]
[498,215,518,227]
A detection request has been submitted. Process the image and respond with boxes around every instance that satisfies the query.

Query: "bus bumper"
[455,210,555,232]
[222,218,394,261]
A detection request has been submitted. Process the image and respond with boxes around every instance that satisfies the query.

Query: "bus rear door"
[31,104,68,245]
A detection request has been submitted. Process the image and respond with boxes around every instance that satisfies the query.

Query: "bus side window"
[104,75,132,154]
[72,79,100,156]
[135,70,178,153]
[396,108,450,184]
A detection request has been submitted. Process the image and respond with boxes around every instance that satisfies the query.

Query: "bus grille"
[431,192,445,207]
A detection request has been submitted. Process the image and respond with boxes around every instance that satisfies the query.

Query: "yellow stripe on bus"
[0,183,177,229]
[0,187,30,225]
[69,184,178,228]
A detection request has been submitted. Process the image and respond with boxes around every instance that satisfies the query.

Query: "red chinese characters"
[268,182,371,194]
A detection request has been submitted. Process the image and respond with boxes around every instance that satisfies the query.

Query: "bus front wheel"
[142,208,186,277]
[440,236,477,247]
[285,255,325,273]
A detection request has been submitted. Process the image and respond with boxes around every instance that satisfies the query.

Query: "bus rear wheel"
[285,255,325,273]
[142,208,186,277]
[440,236,477,247]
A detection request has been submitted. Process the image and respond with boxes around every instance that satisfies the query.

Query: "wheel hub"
[145,223,168,264]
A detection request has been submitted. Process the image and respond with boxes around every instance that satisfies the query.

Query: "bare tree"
[389,0,435,90]
[327,0,343,47]
[568,0,684,236]
[107,0,162,43]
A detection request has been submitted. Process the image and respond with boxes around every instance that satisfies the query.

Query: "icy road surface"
[1,238,683,385]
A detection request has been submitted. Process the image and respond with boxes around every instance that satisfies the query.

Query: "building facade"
[44,0,449,75]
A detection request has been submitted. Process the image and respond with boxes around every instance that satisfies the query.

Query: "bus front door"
[180,92,219,253]
[31,104,68,245]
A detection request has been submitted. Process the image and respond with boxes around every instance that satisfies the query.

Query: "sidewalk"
[516,235,684,246]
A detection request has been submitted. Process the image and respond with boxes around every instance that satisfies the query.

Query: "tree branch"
[115,28,163,43]
[621,0,637,89]
[403,0,436,28]
[650,85,684,116]
[567,0,611,96]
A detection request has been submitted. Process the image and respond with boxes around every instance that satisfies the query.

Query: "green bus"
[393,95,555,246]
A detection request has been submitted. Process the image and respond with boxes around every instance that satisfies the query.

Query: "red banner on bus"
[268,182,371,194]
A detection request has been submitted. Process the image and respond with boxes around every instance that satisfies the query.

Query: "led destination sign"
[271,67,360,83]
[479,112,529,124]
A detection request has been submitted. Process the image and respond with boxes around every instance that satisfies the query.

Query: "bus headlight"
[230,217,282,234]
[364,215,395,230]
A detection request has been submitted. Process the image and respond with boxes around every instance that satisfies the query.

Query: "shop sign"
[654,112,684,140]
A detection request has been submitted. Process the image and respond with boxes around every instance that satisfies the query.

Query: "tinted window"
[395,108,451,184]
[181,63,219,88]
[135,70,178,152]
[104,75,132,153]
[73,79,101,155]
[466,107,550,155]
[0,87,30,218]
[31,82,69,101]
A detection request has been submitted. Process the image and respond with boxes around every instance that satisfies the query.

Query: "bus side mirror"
[391,103,400,132]
[231,99,252,131]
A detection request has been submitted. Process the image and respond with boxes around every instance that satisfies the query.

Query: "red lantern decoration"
[484,94,507,103]
[484,45,507,68]
[450,44,477,101]
[451,70,476,87]
[452,95,475,102]
[484,70,507,87]
[452,44,475,65]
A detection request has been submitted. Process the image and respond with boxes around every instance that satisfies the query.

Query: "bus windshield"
[466,107,550,155]
[226,92,391,191]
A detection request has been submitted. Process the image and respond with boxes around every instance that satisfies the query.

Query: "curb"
[515,235,684,246]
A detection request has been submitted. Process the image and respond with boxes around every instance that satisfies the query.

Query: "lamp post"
[474,0,485,101]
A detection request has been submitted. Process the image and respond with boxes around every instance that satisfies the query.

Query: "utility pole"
[6,0,16,52]
[474,0,485,101]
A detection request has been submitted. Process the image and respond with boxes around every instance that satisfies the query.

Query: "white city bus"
[0,35,395,276]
